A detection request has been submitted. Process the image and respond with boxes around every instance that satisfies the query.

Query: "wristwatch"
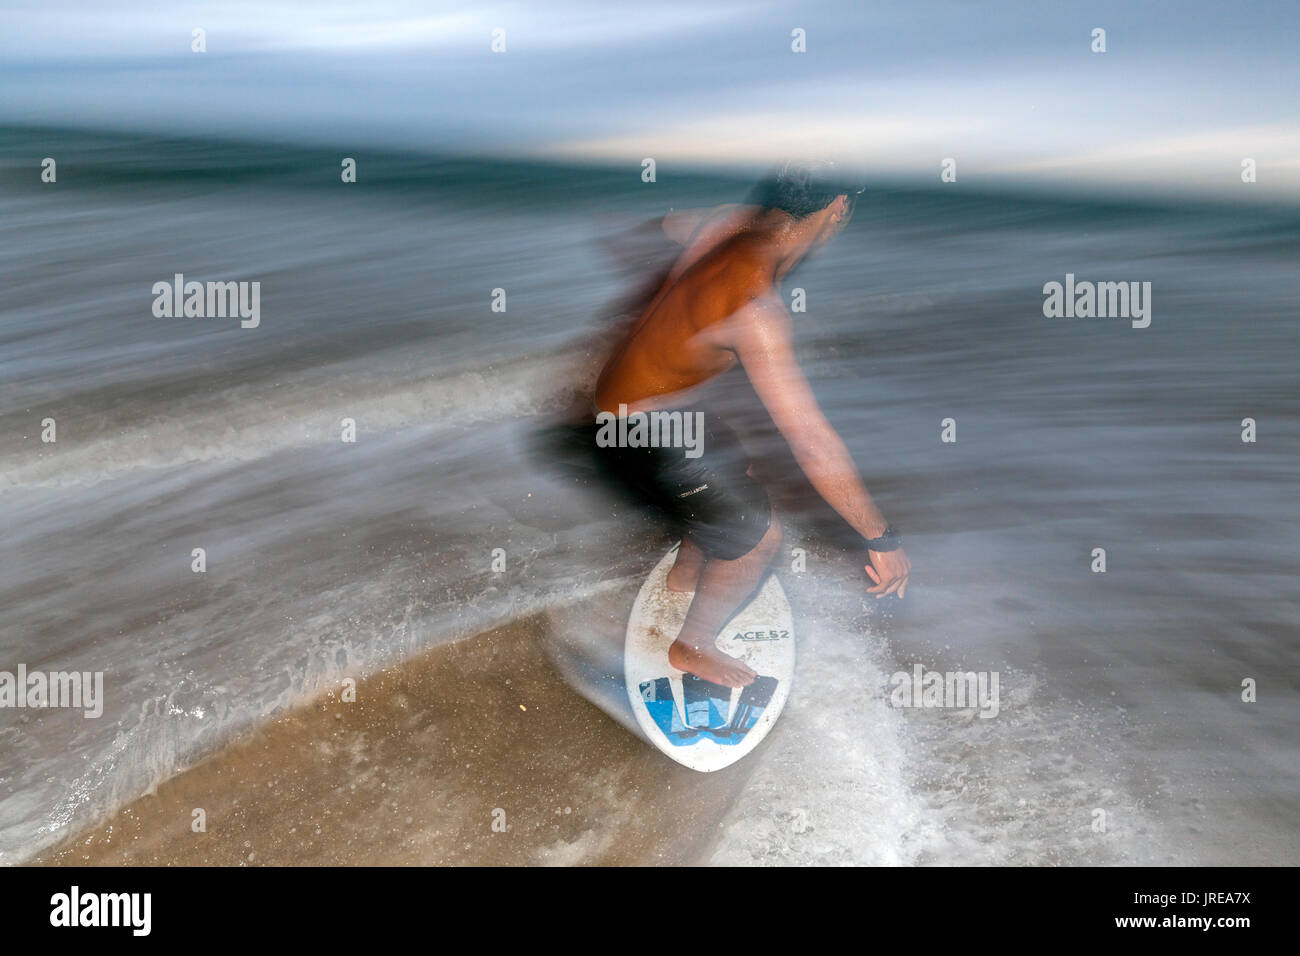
[864,525,902,552]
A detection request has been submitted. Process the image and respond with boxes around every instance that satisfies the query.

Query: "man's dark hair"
[748,161,866,219]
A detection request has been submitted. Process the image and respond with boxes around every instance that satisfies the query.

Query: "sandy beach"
[36,615,754,866]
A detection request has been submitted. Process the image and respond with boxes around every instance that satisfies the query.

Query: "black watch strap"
[864,525,902,552]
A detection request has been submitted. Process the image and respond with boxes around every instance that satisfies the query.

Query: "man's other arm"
[731,298,910,597]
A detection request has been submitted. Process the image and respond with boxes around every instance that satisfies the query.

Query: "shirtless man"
[593,163,911,688]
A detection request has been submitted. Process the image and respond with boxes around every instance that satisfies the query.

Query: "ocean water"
[1,127,1296,864]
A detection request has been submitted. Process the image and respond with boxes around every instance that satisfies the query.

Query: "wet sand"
[37,615,753,866]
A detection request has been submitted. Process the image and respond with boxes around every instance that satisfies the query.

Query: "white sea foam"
[0,348,586,492]
[708,544,1177,866]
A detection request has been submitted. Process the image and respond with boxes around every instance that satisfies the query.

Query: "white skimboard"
[624,543,795,771]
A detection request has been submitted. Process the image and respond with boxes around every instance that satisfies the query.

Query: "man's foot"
[668,638,756,687]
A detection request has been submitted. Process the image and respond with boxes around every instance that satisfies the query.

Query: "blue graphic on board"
[639,675,779,746]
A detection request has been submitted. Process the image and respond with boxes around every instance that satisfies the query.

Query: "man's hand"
[865,548,910,599]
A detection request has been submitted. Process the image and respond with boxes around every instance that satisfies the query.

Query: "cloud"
[1,1,1295,200]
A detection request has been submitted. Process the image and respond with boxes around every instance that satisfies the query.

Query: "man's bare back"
[594,230,771,415]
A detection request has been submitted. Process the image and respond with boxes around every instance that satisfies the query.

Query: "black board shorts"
[592,410,772,560]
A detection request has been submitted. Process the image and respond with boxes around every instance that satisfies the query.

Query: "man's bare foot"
[668,638,756,687]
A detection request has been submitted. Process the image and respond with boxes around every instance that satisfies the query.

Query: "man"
[593,163,910,688]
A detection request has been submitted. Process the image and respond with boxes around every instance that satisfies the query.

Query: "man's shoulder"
[734,288,790,325]
[708,288,791,357]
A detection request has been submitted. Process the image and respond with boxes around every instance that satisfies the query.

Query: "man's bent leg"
[668,509,782,687]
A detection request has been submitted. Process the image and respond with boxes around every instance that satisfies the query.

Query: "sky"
[1,0,1297,200]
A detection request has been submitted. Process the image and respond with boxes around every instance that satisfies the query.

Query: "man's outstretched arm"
[731,298,910,597]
